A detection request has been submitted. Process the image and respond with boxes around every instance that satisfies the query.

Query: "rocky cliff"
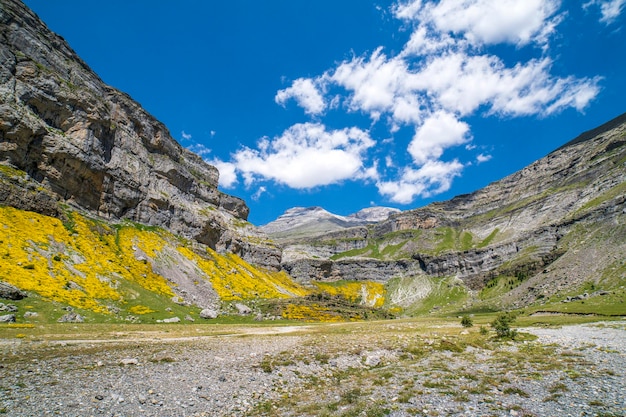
[0,0,280,269]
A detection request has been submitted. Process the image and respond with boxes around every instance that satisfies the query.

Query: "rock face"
[279,112,626,306]
[0,0,280,269]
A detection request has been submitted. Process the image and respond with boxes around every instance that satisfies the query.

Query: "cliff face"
[0,0,280,269]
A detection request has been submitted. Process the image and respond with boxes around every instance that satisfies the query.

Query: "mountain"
[280,112,626,313]
[260,206,400,242]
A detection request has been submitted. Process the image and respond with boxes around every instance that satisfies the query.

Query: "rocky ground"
[0,320,624,417]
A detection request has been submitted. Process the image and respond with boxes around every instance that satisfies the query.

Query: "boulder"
[0,282,26,300]
[200,309,219,319]
[161,317,181,323]
[57,312,85,323]
[0,314,16,323]
[235,303,252,315]
[0,303,18,312]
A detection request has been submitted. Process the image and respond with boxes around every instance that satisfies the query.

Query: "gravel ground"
[0,321,624,416]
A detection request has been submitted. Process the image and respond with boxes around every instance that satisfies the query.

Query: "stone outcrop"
[0,0,280,269]
[0,281,26,300]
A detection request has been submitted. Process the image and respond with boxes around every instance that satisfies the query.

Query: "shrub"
[460,315,473,328]
[491,312,518,339]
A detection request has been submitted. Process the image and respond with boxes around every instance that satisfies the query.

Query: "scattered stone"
[185,315,195,322]
[0,281,27,300]
[161,317,181,323]
[57,312,84,323]
[235,303,251,315]
[0,313,16,323]
[172,296,186,305]
[254,313,263,321]
[120,358,139,366]
[0,303,18,312]
[94,395,104,401]
[363,354,381,367]
[200,308,218,319]
[107,305,121,314]
[24,311,38,318]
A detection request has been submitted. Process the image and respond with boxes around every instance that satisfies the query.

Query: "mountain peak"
[260,206,401,240]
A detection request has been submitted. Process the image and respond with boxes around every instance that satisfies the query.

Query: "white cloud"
[377,159,464,203]
[252,186,267,201]
[187,143,211,157]
[584,0,626,23]
[408,111,469,164]
[210,159,238,188]
[396,0,562,47]
[275,78,326,115]
[232,123,375,189]
[476,153,492,163]
[181,131,192,140]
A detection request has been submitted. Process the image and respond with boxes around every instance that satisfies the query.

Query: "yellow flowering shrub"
[0,207,177,313]
[281,303,344,322]
[177,246,309,300]
[314,281,385,308]
[114,226,175,297]
[128,305,156,315]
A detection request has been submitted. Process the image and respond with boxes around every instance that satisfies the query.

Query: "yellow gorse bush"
[314,281,385,308]
[177,245,309,300]
[281,303,344,322]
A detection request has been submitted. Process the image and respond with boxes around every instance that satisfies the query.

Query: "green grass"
[527,288,626,316]
[398,276,469,316]
[477,228,499,248]
[571,178,626,217]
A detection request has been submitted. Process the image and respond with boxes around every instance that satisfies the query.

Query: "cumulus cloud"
[181,131,192,140]
[408,111,469,164]
[395,0,562,47]
[210,159,238,188]
[275,78,326,115]
[231,123,375,189]
[377,159,464,203]
[476,153,492,163]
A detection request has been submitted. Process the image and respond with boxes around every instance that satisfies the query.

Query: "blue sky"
[24,0,626,225]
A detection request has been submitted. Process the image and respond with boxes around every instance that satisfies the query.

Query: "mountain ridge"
[260,206,400,240]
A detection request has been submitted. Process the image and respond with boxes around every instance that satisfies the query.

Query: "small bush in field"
[461,315,473,328]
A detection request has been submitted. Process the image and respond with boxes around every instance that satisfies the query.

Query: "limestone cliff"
[0,0,280,269]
